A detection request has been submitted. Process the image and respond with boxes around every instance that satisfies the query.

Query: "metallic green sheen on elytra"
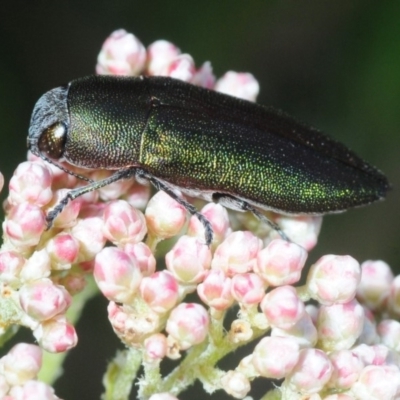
[28,75,390,242]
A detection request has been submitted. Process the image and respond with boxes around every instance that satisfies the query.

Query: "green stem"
[102,347,142,400]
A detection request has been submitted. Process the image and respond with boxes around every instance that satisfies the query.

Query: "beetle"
[28,75,390,245]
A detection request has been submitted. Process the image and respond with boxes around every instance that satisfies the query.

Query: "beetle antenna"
[37,153,94,183]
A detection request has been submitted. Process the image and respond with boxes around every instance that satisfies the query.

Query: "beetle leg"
[135,169,214,246]
[46,167,136,229]
[212,193,290,241]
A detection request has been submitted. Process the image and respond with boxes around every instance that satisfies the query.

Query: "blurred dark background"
[1,1,399,399]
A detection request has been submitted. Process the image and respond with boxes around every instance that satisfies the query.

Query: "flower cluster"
[0,29,398,400]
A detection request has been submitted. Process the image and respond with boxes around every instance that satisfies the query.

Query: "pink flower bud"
[231,273,265,307]
[140,271,179,313]
[144,333,168,362]
[286,349,333,394]
[94,247,142,304]
[261,286,305,329]
[317,300,364,351]
[166,303,209,350]
[33,316,77,353]
[272,313,318,348]
[46,233,79,270]
[124,242,156,276]
[162,54,195,82]
[215,71,259,101]
[9,380,58,400]
[323,395,354,400]
[96,29,146,76]
[187,203,231,248]
[307,255,361,305]
[351,365,400,400]
[103,200,147,245]
[9,162,53,207]
[146,40,181,76]
[197,270,234,311]
[328,350,363,389]
[220,370,250,399]
[211,231,262,276]
[145,191,187,241]
[5,203,46,248]
[256,239,307,286]
[122,180,151,210]
[46,189,81,228]
[70,217,106,262]
[252,336,300,379]
[148,394,179,400]
[19,249,51,282]
[388,275,400,315]
[357,260,393,310]
[191,61,216,89]
[0,251,25,286]
[377,320,400,351]
[272,215,322,251]
[165,236,211,285]
[19,279,71,321]
[1,343,42,385]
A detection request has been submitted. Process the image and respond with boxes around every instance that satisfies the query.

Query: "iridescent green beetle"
[28,75,390,245]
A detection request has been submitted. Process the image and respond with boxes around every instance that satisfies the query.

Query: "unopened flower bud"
[145,191,186,242]
[103,200,147,245]
[0,251,25,286]
[124,242,156,276]
[94,247,142,304]
[252,336,300,379]
[286,348,333,394]
[1,343,42,385]
[317,300,364,351]
[261,286,305,329]
[8,161,53,207]
[4,203,46,248]
[307,255,360,305]
[191,61,216,89]
[96,29,146,76]
[211,231,262,276]
[256,239,307,286]
[19,279,71,321]
[272,215,322,251]
[166,303,209,350]
[140,271,179,313]
[197,270,234,311]
[328,350,363,389]
[187,203,231,248]
[231,273,265,307]
[144,333,168,363]
[357,260,393,310]
[146,40,181,76]
[33,315,78,353]
[165,236,211,285]
[221,370,251,399]
[215,71,259,102]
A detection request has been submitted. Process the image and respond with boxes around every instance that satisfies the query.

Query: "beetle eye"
[38,122,67,159]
